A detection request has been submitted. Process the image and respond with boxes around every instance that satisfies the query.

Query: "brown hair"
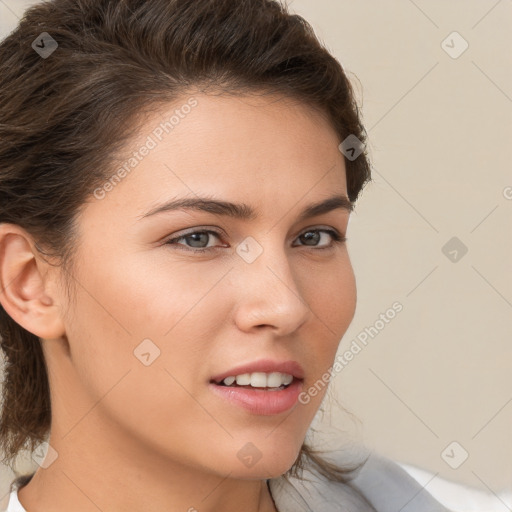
[0,0,372,495]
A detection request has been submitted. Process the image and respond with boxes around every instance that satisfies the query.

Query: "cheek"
[118,253,232,336]
[299,255,356,394]
[304,254,357,342]
[61,260,231,461]
[64,251,230,398]
[326,254,356,314]
[74,247,223,338]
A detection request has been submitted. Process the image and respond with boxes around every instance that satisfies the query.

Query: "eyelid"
[163,228,226,251]
[163,225,346,252]
[166,224,343,240]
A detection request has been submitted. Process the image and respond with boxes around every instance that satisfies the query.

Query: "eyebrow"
[138,194,354,222]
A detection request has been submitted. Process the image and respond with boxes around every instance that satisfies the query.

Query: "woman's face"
[50,92,357,479]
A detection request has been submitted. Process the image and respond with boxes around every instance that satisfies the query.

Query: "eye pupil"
[187,232,209,247]
[301,231,320,246]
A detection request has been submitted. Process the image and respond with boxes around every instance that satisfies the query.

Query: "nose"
[232,241,312,336]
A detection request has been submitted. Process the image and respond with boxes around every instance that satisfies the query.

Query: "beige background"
[1,0,511,501]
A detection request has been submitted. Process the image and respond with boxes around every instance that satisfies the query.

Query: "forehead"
[87,92,348,222]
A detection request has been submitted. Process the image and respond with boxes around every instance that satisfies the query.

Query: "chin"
[223,439,303,480]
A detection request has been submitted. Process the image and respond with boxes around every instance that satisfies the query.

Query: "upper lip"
[210,359,305,384]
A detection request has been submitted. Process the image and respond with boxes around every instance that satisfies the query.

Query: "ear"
[0,223,66,340]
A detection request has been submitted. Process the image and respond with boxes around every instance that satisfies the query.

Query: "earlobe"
[0,223,66,340]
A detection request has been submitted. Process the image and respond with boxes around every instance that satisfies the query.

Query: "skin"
[0,92,357,512]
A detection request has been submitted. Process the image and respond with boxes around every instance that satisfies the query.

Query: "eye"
[293,229,346,249]
[164,227,346,253]
[164,230,225,252]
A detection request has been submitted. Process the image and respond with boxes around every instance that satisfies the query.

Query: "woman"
[0,0,453,510]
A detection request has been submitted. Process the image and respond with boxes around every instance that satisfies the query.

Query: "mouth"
[208,372,304,415]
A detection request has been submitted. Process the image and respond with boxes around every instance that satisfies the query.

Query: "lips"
[209,359,306,415]
[209,377,303,415]
[210,359,305,385]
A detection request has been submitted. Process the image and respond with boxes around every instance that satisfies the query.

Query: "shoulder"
[347,452,454,511]
[269,451,455,512]
[395,461,512,512]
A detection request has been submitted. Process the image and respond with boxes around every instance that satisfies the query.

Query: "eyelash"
[163,228,346,254]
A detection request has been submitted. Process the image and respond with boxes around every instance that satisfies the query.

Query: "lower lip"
[208,379,303,416]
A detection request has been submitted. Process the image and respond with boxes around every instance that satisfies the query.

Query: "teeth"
[282,374,293,386]
[235,374,251,385]
[267,372,284,387]
[221,372,294,388]
[250,372,267,387]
